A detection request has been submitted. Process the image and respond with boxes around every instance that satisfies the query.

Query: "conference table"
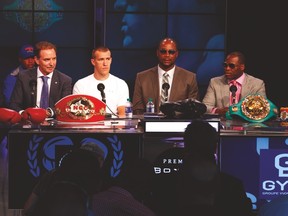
[6,116,288,211]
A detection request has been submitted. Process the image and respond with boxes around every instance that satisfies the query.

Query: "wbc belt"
[226,94,278,123]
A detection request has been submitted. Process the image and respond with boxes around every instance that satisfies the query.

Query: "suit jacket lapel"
[28,69,38,107]
[150,67,160,107]
[169,66,178,101]
[28,68,37,81]
[221,76,230,106]
[240,74,249,99]
[49,70,60,105]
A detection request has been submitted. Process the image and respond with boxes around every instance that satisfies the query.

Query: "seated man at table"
[132,37,199,114]
[73,46,129,117]
[9,41,72,118]
[202,51,266,116]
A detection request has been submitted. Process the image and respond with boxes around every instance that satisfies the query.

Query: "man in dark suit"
[9,41,72,117]
[132,37,199,114]
[3,44,36,107]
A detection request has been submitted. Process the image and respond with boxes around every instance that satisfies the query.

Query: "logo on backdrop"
[259,149,288,199]
[26,134,123,178]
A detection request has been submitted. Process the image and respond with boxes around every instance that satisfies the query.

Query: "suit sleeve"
[202,80,217,113]
[132,73,145,115]
[49,73,72,117]
[188,73,199,100]
[256,80,266,97]
[9,74,26,112]
[60,75,72,98]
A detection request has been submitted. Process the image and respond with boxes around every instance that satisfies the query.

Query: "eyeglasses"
[159,49,177,55]
[223,62,237,69]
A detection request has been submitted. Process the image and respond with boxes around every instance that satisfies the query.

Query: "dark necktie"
[40,76,49,109]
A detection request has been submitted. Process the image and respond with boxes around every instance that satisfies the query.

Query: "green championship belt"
[226,94,278,123]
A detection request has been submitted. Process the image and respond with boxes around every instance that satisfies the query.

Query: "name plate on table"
[143,119,220,133]
[54,94,106,122]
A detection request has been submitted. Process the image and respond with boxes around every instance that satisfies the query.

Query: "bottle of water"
[146,98,155,113]
[125,98,133,118]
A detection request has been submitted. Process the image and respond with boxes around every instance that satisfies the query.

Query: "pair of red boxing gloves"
[0,107,47,124]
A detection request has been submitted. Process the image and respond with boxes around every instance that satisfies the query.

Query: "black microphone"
[97,83,106,103]
[162,83,170,102]
[97,83,118,118]
[229,85,237,104]
[29,79,37,107]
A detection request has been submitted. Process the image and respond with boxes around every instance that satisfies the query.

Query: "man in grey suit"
[132,37,199,114]
[9,41,72,117]
[202,51,266,115]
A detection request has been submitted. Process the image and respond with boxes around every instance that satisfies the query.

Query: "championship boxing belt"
[54,94,106,122]
[226,94,278,123]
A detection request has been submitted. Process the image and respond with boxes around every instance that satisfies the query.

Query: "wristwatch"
[226,94,278,123]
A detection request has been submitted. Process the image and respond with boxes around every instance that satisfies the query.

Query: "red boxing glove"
[21,108,47,124]
[0,108,22,124]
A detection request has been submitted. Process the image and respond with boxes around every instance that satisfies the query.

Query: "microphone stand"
[31,91,36,108]
[162,83,170,102]
[232,93,236,105]
[230,85,238,105]
[97,83,118,118]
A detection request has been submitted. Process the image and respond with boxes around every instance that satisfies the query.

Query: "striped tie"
[161,72,169,104]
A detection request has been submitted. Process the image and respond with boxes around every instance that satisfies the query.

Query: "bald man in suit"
[9,41,72,116]
[132,38,199,114]
[202,51,266,115]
